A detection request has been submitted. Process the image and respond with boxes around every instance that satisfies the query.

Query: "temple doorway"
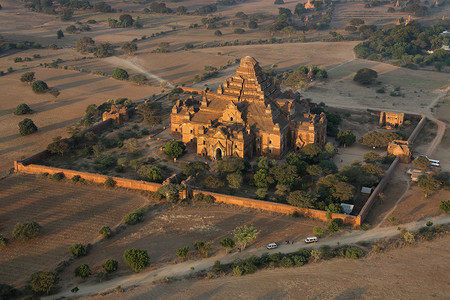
[215,148,222,160]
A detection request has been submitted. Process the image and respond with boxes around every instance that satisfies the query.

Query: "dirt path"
[104,56,174,88]
[46,214,450,299]
[425,86,450,156]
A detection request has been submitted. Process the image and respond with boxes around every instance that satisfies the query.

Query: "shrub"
[102,259,118,273]
[176,246,189,258]
[51,172,64,181]
[123,249,150,272]
[14,103,33,115]
[18,118,38,135]
[75,264,91,278]
[0,235,8,247]
[234,28,245,34]
[439,200,450,213]
[13,221,41,241]
[280,256,294,268]
[214,30,222,36]
[31,80,49,93]
[313,226,324,236]
[327,220,340,233]
[69,243,87,257]
[112,68,129,80]
[122,208,147,225]
[71,175,81,182]
[203,194,215,203]
[353,68,377,85]
[344,247,364,259]
[99,226,113,238]
[30,271,59,295]
[105,177,116,188]
[220,237,235,253]
[20,71,35,84]
[164,141,185,159]
[194,240,212,258]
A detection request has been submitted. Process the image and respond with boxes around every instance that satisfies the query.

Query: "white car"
[266,243,278,249]
[304,236,318,244]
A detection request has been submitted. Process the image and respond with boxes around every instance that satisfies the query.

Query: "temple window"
[230,117,234,121]
[190,129,193,133]
[203,141,206,145]
[269,140,272,144]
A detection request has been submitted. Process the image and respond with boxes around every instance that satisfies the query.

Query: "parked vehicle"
[266,243,278,249]
[304,236,318,244]
[418,155,440,167]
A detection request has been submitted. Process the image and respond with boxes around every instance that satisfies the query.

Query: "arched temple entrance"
[215,148,222,160]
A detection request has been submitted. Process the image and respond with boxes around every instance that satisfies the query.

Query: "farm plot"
[0,174,149,287]
[57,203,324,288]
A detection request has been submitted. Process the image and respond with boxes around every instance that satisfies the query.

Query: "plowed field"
[0,175,149,287]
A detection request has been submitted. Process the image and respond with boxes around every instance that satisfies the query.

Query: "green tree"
[439,200,450,213]
[254,169,271,188]
[362,163,384,176]
[363,151,381,163]
[301,143,322,161]
[219,237,235,253]
[14,103,33,115]
[30,271,59,295]
[112,67,129,80]
[122,42,138,55]
[123,249,150,272]
[413,157,430,171]
[360,131,401,148]
[313,226,324,236]
[20,71,35,84]
[12,221,41,241]
[337,130,356,146]
[57,29,64,39]
[47,136,70,156]
[269,163,297,186]
[94,42,113,57]
[193,241,212,257]
[418,175,441,198]
[99,226,112,238]
[214,30,222,36]
[94,1,112,12]
[350,18,364,26]
[218,156,245,173]
[227,173,243,189]
[353,68,378,85]
[164,141,185,159]
[176,246,189,259]
[74,264,90,279]
[327,219,340,233]
[287,190,318,208]
[130,74,147,85]
[102,259,118,273]
[31,80,48,93]
[69,243,87,257]
[76,37,95,53]
[232,225,259,249]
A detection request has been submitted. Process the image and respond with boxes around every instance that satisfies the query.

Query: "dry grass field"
[87,235,450,300]
[0,174,149,287]
[0,66,159,172]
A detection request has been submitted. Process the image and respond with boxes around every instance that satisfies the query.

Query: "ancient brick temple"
[379,111,404,128]
[170,56,327,160]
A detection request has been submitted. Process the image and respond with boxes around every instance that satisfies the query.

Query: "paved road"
[47,214,450,299]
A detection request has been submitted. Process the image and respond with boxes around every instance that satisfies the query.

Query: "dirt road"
[425,86,450,156]
[46,214,450,299]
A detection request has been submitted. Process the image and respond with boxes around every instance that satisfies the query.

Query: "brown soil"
[0,174,149,287]
[58,202,325,290]
[88,235,450,299]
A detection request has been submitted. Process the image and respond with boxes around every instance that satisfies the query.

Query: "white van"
[266,243,278,249]
[304,237,318,244]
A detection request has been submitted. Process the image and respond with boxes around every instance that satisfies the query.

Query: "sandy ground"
[85,235,450,300]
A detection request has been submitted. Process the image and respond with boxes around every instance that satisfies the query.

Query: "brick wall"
[15,163,162,192]
[192,190,361,226]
